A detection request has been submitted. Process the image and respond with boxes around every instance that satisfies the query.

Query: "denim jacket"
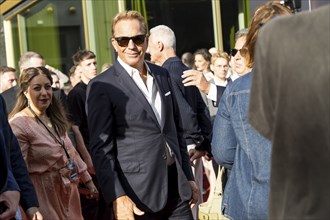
[212,72,271,220]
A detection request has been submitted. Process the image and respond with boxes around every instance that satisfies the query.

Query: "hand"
[26,207,43,220]
[113,195,144,220]
[0,190,20,220]
[204,153,213,161]
[182,70,211,94]
[189,149,206,162]
[85,180,99,199]
[87,166,96,175]
[188,181,199,208]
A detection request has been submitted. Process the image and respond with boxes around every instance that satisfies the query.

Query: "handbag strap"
[214,166,224,194]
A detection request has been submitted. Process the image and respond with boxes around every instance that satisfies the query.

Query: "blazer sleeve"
[166,75,194,181]
[86,79,126,205]
[211,88,236,169]
[168,71,212,154]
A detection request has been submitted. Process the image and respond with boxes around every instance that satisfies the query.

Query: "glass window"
[19,0,84,74]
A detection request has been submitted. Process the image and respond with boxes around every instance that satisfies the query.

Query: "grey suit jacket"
[86,61,194,212]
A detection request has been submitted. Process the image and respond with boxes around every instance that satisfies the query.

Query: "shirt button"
[162,154,167,160]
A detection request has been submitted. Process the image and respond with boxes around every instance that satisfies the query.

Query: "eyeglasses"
[230,48,248,57]
[114,34,146,47]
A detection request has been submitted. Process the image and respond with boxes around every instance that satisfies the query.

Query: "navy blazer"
[0,95,39,210]
[162,57,212,152]
[87,61,194,212]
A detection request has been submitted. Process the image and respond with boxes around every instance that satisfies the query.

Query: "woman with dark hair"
[9,67,97,220]
[211,1,291,219]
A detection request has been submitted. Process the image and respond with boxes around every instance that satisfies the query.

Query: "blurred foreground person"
[249,4,330,219]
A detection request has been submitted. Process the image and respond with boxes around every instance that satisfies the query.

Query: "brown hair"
[9,67,69,136]
[111,10,147,37]
[244,1,292,68]
[72,49,96,66]
[0,66,16,76]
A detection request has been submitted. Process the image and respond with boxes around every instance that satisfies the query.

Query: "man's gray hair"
[149,25,176,51]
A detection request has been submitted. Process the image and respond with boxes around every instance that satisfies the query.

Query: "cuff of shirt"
[206,83,217,102]
[187,144,196,152]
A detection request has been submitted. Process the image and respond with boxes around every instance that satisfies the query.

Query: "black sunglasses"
[230,48,248,57]
[114,34,146,47]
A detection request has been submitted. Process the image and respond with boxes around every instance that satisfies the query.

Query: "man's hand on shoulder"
[113,195,144,220]
[182,70,211,94]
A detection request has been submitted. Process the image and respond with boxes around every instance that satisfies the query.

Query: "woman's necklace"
[28,107,52,128]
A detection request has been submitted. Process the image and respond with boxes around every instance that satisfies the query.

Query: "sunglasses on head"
[230,48,248,57]
[114,34,146,47]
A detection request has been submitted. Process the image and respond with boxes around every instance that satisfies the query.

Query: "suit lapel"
[113,62,161,128]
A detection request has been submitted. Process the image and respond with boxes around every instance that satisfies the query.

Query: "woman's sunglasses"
[114,34,146,47]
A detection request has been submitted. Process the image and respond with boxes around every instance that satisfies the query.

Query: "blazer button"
[162,154,167,160]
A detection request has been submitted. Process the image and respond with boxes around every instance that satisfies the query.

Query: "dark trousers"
[134,164,193,220]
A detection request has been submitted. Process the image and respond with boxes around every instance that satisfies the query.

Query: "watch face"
[194,136,204,146]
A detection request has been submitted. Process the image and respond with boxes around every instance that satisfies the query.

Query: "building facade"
[0,0,327,76]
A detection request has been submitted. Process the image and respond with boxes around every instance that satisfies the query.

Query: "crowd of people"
[0,1,329,220]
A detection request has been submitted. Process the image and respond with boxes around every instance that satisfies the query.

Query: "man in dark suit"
[87,10,198,220]
[249,5,330,219]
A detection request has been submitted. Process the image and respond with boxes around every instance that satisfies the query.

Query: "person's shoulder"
[9,111,29,124]
[68,83,84,97]
[227,72,252,91]
[146,61,168,73]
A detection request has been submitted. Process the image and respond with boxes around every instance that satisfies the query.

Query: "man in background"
[0,66,17,94]
[67,49,98,220]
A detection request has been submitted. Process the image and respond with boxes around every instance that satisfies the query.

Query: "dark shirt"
[67,81,89,146]
[1,85,19,115]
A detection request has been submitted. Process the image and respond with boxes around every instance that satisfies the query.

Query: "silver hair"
[149,25,176,51]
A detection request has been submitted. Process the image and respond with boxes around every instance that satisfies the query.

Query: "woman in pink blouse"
[9,66,97,220]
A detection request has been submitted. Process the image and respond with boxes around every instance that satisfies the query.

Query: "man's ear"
[111,38,118,52]
[158,41,164,52]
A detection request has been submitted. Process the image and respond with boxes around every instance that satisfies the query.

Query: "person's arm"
[71,125,95,175]
[67,90,95,174]
[211,88,237,169]
[86,79,126,204]
[167,73,199,207]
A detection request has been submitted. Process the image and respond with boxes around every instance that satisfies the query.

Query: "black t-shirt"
[67,81,89,146]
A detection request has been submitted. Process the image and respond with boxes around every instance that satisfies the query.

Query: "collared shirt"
[118,57,162,125]
[118,57,174,165]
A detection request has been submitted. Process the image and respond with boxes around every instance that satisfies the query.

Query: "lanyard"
[28,106,71,160]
